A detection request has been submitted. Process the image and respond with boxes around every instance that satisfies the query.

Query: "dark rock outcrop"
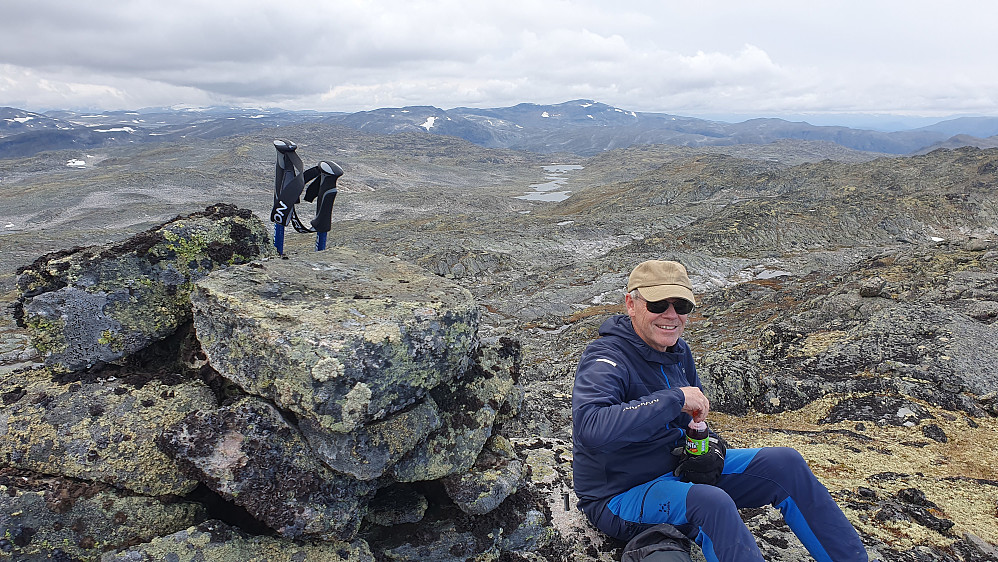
[697,243,998,419]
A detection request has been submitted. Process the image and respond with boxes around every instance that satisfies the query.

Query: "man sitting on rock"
[571,260,868,562]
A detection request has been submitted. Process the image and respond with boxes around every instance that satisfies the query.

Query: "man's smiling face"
[625,293,690,351]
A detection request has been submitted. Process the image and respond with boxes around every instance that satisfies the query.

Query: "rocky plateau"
[1,121,997,562]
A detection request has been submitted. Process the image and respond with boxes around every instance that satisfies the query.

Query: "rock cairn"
[2,205,568,561]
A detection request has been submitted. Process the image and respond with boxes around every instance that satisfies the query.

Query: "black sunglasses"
[644,298,695,315]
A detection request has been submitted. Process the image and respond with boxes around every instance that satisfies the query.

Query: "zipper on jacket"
[659,365,673,389]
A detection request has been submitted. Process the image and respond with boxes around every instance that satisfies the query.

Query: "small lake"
[516,164,583,202]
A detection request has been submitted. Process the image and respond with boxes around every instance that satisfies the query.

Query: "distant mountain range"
[3,100,998,160]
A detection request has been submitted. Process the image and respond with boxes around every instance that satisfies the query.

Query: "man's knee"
[688,482,739,513]
[753,447,813,481]
[768,446,807,466]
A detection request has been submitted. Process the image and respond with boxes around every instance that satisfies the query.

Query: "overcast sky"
[1,0,995,123]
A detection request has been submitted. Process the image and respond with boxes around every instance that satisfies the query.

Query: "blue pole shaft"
[315,232,327,251]
[274,223,285,255]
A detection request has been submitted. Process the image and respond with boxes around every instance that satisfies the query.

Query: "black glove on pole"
[673,436,727,485]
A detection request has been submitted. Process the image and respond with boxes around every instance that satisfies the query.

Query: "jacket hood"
[598,314,688,365]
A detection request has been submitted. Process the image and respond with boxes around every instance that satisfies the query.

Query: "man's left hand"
[672,436,727,485]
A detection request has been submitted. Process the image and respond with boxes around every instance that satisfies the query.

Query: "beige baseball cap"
[626,260,696,305]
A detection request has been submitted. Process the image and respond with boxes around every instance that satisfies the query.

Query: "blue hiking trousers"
[594,447,868,562]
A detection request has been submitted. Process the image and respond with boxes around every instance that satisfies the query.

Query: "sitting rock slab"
[14,204,274,372]
[0,368,216,496]
[102,519,375,562]
[189,247,480,434]
[0,468,205,561]
[157,396,376,541]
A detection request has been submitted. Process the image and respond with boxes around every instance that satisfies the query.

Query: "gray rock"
[965,299,998,321]
[859,276,886,297]
[157,396,375,540]
[963,237,996,252]
[503,509,557,554]
[101,519,375,562]
[0,368,215,496]
[510,437,620,561]
[963,533,998,558]
[390,339,519,482]
[0,470,204,562]
[376,518,479,562]
[15,204,274,372]
[0,324,39,369]
[442,435,524,515]
[300,398,442,481]
[189,247,480,434]
[697,354,763,415]
[364,498,553,562]
[820,395,933,426]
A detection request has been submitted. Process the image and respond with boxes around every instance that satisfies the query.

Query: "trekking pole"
[270,139,305,255]
[307,161,343,251]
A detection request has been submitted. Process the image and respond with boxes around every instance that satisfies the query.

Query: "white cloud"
[0,0,996,118]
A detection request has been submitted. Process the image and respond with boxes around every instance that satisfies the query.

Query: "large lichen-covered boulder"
[14,204,274,372]
[189,247,480,434]
[102,519,376,562]
[157,396,376,541]
[0,368,216,496]
[0,468,205,562]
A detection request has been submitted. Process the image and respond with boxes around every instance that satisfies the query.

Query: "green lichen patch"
[15,204,274,372]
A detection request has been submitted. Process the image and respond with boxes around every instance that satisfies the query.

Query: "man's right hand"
[680,387,709,422]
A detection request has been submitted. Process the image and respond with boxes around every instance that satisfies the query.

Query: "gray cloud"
[1,0,996,118]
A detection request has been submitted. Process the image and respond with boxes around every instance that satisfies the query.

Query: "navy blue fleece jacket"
[572,314,700,520]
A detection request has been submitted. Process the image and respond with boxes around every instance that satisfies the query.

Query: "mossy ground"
[710,396,998,551]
